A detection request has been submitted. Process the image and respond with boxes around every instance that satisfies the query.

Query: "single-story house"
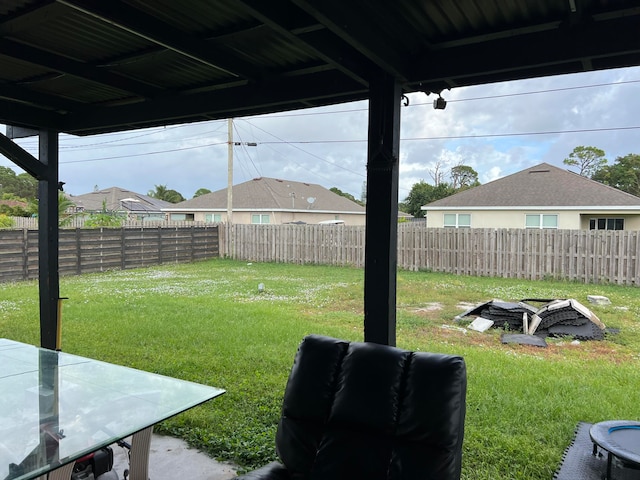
[164,177,366,225]
[421,163,640,230]
[70,187,172,222]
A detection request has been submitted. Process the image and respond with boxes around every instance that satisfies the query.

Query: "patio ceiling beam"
[0,99,65,134]
[291,0,409,82]
[0,83,86,113]
[0,38,163,100]
[62,70,366,134]
[58,0,262,81]
[236,0,371,87]
[411,14,640,91]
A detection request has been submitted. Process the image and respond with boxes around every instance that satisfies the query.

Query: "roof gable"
[71,187,173,211]
[424,163,640,209]
[169,177,365,213]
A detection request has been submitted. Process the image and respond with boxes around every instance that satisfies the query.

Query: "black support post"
[364,74,401,346]
[38,129,60,350]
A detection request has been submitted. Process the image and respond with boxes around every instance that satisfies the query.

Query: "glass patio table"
[0,339,225,480]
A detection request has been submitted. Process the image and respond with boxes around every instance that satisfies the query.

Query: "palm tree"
[58,192,76,227]
[148,184,170,200]
[148,184,185,203]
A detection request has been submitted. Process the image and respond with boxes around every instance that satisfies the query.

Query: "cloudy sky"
[2,65,639,202]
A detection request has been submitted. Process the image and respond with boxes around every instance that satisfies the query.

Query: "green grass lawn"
[1,258,639,479]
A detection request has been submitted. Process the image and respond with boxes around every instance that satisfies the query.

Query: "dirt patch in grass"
[410,319,635,364]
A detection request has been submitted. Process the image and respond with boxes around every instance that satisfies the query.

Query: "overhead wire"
[2,73,639,198]
[6,75,635,163]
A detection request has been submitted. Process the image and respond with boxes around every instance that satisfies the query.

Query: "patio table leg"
[128,426,153,480]
[35,460,75,480]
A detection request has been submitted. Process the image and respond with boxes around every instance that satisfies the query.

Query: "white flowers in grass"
[0,300,19,313]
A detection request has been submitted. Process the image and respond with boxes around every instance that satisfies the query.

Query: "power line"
[55,124,640,165]
[250,77,640,118]
[240,119,365,177]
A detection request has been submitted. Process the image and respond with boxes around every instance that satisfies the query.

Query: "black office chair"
[236,334,467,480]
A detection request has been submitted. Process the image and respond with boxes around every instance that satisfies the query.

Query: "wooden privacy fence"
[0,226,219,283]
[225,224,640,286]
[2,224,639,286]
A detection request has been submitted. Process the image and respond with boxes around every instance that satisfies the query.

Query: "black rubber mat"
[554,422,640,480]
[549,323,605,341]
[500,333,548,347]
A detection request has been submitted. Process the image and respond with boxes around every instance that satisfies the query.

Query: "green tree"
[148,185,185,203]
[13,173,38,200]
[329,187,364,206]
[193,188,211,198]
[402,180,455,218]
[592,153,640,197]
[564,146,607,177]
[0,167,37,201]
[450,164,479,189]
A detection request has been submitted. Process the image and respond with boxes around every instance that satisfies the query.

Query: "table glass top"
[0,339,225,480]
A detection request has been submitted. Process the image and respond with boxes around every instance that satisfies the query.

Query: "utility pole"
[226,118,257,225]
[227,118,233,224]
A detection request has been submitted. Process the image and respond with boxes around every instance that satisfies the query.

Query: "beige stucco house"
[164,177,366,225]
[421,163,640,230]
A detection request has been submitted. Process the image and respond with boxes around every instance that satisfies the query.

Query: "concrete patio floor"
[111,434,238,480]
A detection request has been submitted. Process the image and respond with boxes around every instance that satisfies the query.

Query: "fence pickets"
[226,224,640,286]
[1,224,639,286]
[0,226,219,282]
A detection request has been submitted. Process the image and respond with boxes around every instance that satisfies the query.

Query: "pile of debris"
[456,298,607,346]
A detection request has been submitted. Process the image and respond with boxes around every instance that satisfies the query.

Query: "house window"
[525,214,558,229]
[252,214,270,224]
[170,213,186,221]
[205,214,222,223]
[589,218,624,230]
[443,213,471,228]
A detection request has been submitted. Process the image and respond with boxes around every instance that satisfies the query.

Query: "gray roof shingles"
[167,177,365,213]
[424,163,640,208]
[71,187,173,212]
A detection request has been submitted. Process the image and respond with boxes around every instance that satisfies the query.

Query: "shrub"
[0,214,14,228]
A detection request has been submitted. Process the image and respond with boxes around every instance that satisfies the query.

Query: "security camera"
[433,96,447,110]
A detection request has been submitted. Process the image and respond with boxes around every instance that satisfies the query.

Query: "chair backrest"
[275,335,467,480]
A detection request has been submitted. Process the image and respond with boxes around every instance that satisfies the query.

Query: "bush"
[0,214,14,228]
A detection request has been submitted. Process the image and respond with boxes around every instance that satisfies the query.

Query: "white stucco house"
[421,163,640,230]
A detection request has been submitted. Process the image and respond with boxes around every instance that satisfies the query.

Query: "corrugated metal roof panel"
[1,0,638,134]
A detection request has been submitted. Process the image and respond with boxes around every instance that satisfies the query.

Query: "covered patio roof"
[1,0,639,349]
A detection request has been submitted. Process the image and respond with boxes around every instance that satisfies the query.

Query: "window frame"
[589,217,624,230]
[251,214,270,224]
[443,213,471,228]
[525,214,558,229]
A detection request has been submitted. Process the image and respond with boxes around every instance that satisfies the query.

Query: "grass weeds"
[1,258,639,479]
